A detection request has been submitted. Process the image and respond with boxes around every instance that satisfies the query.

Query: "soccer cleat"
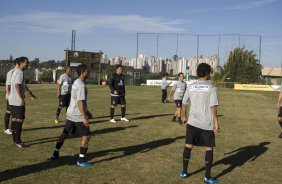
[121,117,129,122]
[77,161,92,167]
[15,142,28,148]
[278,132,282,138]
[179,171,188,178]
[51,153,60,160]
[110,119,117,123]
[4,129,12,135]
[204,177,218,183]
[54,119,59,124]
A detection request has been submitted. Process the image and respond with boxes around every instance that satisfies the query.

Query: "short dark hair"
[76,64,88,76]
[196,63,212,78]
[115,64,122,70]
[16,57,28,65]
[178,72,184,77]
[14,58,19,65]
[162,72,169,77]
[65,66,71,71]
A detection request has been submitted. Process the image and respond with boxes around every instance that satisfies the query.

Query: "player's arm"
[108,77,117,94]
[168,84,176,101]
[5,85,10,99]
[57,83,62,97]
[211,105,220,134]
[78,100,89,126]
[277,91,282,108]
[181,89,190,124]
[15,84,25,106]
[25,84,37,100]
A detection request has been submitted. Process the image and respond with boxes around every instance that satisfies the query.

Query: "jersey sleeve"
[15,72,23,85]
[77,84,86,101]
[58,75,63,84]
[172,83,177,91]
[182,87,190,105]
[210,86,219,106]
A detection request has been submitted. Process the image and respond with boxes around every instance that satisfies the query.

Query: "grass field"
[0,85,281,184]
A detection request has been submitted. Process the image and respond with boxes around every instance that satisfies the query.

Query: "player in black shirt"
[108,65,129,123]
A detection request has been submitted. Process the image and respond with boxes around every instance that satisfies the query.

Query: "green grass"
[0,85,281,184]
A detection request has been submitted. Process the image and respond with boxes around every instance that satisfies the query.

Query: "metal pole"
[156,34,159,60]
[98,51,102,85]
[176,34,179,56]
[217,35,221,59]
[135,33,139,85]
[259,36,262,64]
[196,35,199,63]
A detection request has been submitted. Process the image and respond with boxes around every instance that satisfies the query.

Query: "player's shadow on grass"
[0,136,184,182]
[188,142,270,178]
[26,125,138,146]
[130,113,174,120]
[89,136,185,164]
[23,119,109,132]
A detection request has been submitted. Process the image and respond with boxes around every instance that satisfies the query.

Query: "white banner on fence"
[146,80,195,86]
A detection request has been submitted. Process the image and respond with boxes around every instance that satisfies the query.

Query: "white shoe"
[110,119,117,123]
[4,129,12,135]
[121,117,129,122]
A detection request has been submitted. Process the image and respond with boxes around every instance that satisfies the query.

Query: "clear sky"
[0,0,281,67]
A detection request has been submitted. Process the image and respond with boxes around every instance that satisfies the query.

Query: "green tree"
[220,47,262,83]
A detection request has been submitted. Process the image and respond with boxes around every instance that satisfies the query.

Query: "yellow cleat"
[54,119,59,124]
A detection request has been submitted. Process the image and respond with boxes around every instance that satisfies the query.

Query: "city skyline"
[0,0,282,67]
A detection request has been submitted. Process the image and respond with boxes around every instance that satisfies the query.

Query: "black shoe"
[178,118,182,124]
[278,132,282,138]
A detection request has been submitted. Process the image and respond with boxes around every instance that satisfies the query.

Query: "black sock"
[121,107,126,118]
[110,107,115,119]
[18,122,23,143]
[183,147,192,174]
[4,112,11,130]
[11,121,16,143]
[15,122,22,144]
[78,147,88,163]
[178,117,181,122]
[279,122,282,129]
[56,107,62,119]
[172,116,176,121]
[205,150,213,178]
[53,142,63,156]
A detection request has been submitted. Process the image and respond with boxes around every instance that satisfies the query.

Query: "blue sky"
[0,0,281,67]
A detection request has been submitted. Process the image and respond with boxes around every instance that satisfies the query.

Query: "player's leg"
[55,95,64,123]
[110,96,117,123]
[76,122,91,167]
[120,96,129,122]
[4,101,12,134]
[180,125,195,178]
[277,107,282,138]
[12,106,26,148]
[176,100,182,124]
[51,120,72,160]
[202,130,217,183]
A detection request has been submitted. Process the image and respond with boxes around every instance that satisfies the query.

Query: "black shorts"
[111,95,126,105]
[185,124,215,147]
[59,94,71,107]
[63,119,91,136]
[10,106,25,119]
[278,107,282,117]
[174,100,182,108]
[6,100,11,111]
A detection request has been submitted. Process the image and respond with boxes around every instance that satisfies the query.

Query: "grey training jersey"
[182,80,219,130]
[161,78,169,90]
[58,73,72,95]
[67,79,88,122]
[172,81,186,100]
[8,68,25,106]
[6,69,14,86]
